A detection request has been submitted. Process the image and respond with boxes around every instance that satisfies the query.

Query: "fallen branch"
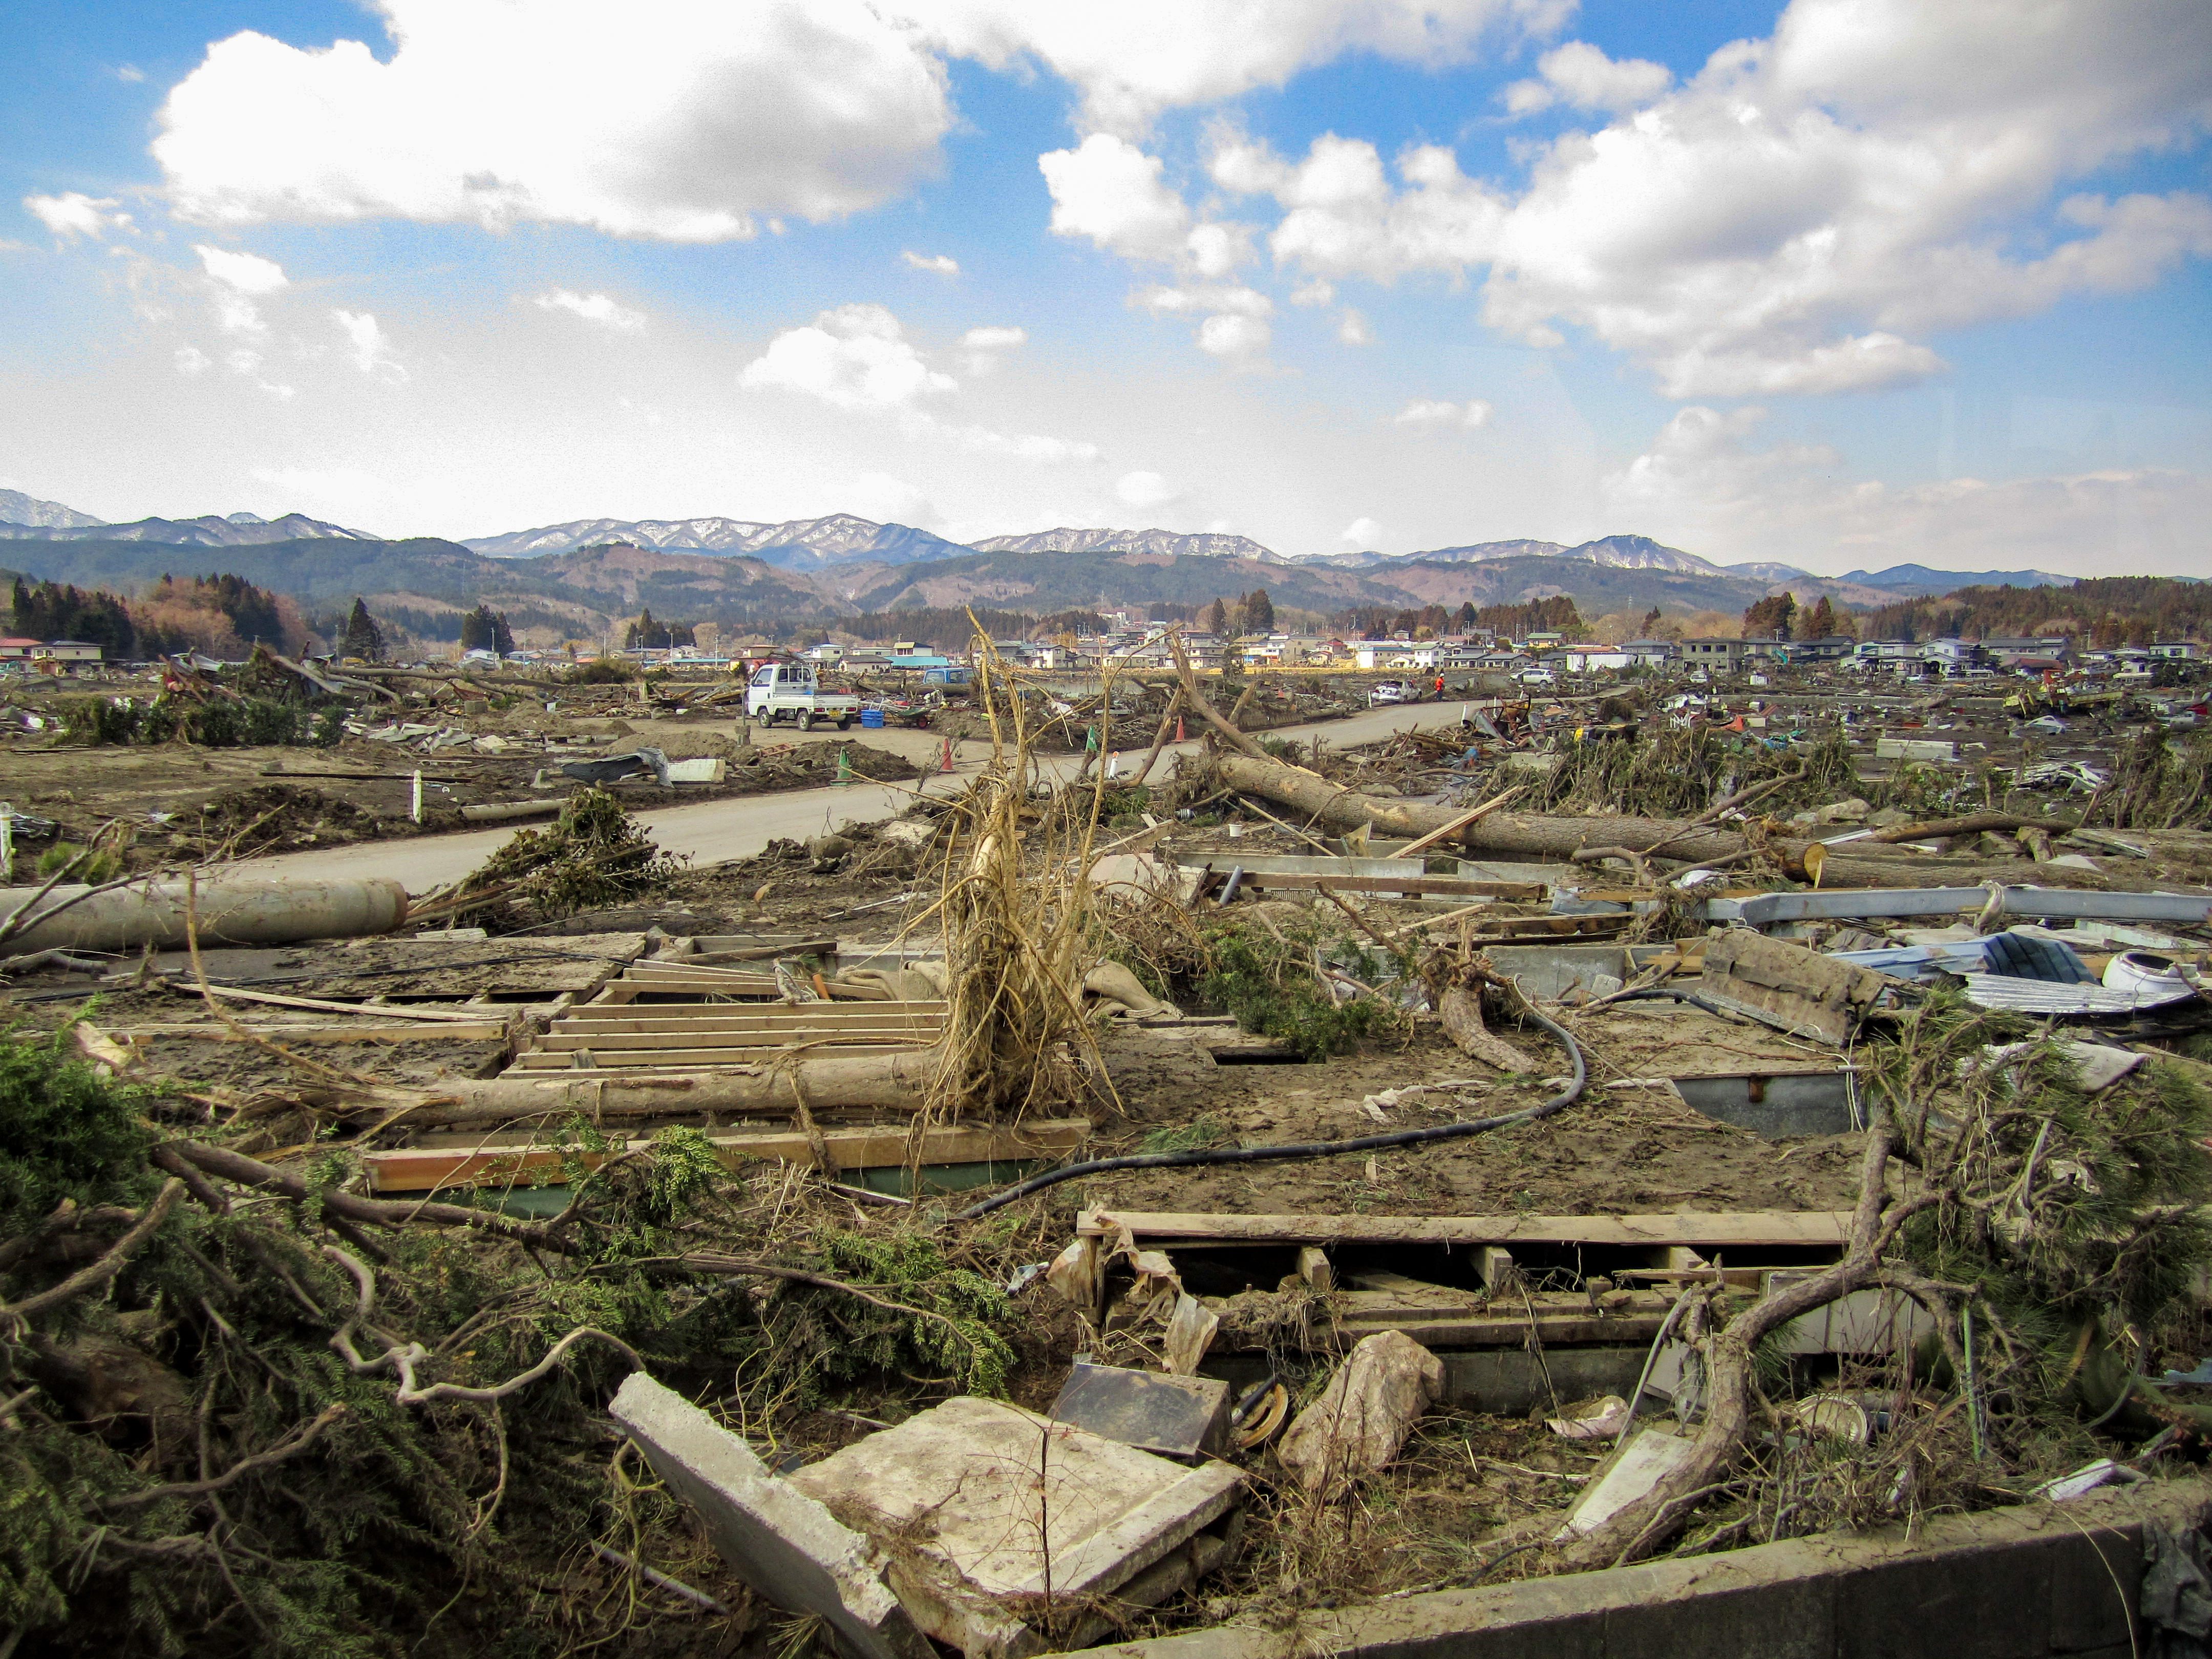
[324,1246,638,1404]
[1167,639,1273,762]
[676,1252,987,1357]
[1395,786,1524,857]
[165,1140,576,1252]
[98,1405,346,1511]
[1860,811,2079,845]
[0,1180,183,1324]
[1550,1102,1934,1569]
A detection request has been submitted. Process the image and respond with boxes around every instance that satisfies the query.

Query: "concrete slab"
[789,1395,1242,1658]
[608,1373,929,1659]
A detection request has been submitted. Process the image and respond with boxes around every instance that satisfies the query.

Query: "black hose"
[954,1002,1588,1220]
[1603,986,1741,1019]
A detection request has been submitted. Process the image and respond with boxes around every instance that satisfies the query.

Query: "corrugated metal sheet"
[1957,974,2195,1015]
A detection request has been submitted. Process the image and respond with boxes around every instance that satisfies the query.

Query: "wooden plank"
[194,985,503,1023]
[512,1043,929,1068]
[112,1022,507,1044]
[545,1019,947,1039]
[552,1008,946,1027]
[597,982,898,1008]
[362,1117,1091,1193]
[1231,873,1544,900]
[1079,1209,1854,1248]
[536,1030,940,1052]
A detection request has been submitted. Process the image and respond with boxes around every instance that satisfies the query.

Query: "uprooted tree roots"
[1535,995,2212,1575]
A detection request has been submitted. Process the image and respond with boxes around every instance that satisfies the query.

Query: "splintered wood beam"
[1078,1209,1855,1248]
[361,1117,1091,1192]
[510,1043,933,1068]
[111,1021,508,1045]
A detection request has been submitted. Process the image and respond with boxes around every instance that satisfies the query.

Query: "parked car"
[745,662,860,730]
[1368,679,1412,705]
[1517,667,1557,687]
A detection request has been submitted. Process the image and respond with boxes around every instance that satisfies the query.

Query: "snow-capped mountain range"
[0,488,2076,596]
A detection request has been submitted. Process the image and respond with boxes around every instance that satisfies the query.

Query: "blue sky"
[3,0,2208,576]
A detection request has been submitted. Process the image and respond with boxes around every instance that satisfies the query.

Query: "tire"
[799,710,815,732]
[837,715,853,730]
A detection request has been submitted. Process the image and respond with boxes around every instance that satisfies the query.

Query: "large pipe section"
[3,877,410,954]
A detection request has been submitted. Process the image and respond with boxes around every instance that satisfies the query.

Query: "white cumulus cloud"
[1341,515,1382,545]
[1116,470,1182,508]
[193,244,288,293]
[1503,41,1670,115]
[534,289,646,330]
[333,309,405,379]
[174,346,212,375]
[1040,133,1192,261]
[740,303,956,411]
[908,0,1570,134]
[1395,396,1491,427]
[25,192,134,240]
[1602,404,2212,576]
[901,250,960,274]
[1337,307,1374,345]
[1206,0,2212,398]
[961,325,1027,349]
[153,0,957,242]
[1197,312,1271,361]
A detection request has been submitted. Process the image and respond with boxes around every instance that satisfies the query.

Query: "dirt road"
[230,699,1483,891]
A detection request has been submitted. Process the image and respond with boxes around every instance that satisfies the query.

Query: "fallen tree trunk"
[1858,811,2080,845]
[3,876,409,954]
[398,1049,943,1129]
[1212,755,2181,893]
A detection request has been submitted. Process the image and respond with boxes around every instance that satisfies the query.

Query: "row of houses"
[0,637,107,667]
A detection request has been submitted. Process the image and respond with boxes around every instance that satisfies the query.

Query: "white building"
[1562,644,1631,673]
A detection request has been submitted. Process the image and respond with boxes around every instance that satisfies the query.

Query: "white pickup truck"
[745,662,861,731]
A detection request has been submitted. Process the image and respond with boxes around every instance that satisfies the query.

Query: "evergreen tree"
[1802,595,1839,639]
[623,608,670,651]
[1641,606,1663,635]
[1743,592,1798,640]
[459,604,513,654]
[340,598,386,661]
[1244,587,1275,634]
[1204,597,1230,636]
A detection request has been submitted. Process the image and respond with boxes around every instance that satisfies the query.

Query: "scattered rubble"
[5,633,2212,1657]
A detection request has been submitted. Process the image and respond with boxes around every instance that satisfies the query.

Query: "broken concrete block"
[788,1395,1242,1659]
[666,757,727,783]
[1276,1330,1443,1497]
[609,1373,931,1659]
[1701,930,1891,1046]
[1560,1427,1699,1539]
[1051,1361,1231,1460]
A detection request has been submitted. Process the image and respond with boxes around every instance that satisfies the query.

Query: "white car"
[1517,667,1557,687]
[1368,679,1412,705]
[745,662,861,731]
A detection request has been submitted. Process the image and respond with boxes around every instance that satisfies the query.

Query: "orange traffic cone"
[1176,714,1186,742]
[940,736,955,773]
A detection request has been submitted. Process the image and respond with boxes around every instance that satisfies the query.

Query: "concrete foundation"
[1063,1475,2212,1659]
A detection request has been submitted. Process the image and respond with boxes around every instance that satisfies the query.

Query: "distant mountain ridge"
[0,484,2091,612]
[461,513,973,572]
[0,509,373,546]
[970,526,1283,562]
[1838,563,2073,594]
[0,488,105,530]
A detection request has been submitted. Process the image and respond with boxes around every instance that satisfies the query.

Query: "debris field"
[4,636,2211,1658]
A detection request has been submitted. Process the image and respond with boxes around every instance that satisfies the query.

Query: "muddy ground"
[0,728,923,866]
